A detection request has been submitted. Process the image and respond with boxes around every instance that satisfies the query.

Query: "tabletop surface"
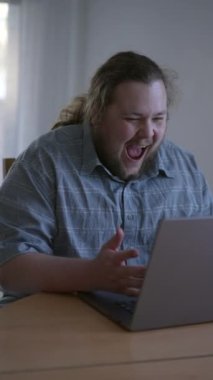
[1,293,213,379]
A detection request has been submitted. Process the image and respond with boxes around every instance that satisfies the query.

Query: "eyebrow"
[123,111,167,117]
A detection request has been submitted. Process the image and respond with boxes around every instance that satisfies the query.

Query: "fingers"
[126,276,144,289]
[125,287,141,297]
[102,228,124,251]
[97,229,147,296]
[118,266,146,286]
[112,275,145,297]
[125,265,146,279]
[112,249,139,266]
[111,266,146,295]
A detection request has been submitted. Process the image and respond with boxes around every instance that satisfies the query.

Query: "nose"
[136,119,154,140]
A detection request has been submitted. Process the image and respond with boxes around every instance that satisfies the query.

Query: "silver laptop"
[79,217,213,331]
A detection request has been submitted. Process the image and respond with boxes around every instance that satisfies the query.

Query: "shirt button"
[127,215,134,221]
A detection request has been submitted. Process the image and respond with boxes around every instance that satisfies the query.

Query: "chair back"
[3,158,15,178]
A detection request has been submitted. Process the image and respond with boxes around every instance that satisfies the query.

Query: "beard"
[108,149,159,181]
[92,128,164,181]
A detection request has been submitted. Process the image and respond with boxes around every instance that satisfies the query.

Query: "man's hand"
[91,228,146,296]
[0,228,145,296]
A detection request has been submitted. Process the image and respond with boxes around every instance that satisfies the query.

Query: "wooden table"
[1,293,213,379]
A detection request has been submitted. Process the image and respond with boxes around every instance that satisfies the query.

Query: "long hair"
[52,95,87,129]
[52,51,177,129]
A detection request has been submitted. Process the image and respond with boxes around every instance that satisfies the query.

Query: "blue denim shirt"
[0,123,213,267]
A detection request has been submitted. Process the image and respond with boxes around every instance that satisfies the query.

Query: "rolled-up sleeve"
[0,152,56,265]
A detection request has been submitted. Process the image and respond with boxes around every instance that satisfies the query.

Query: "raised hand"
[91,228,146,296]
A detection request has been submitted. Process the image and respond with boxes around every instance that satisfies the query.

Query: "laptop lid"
[80,217,213,331]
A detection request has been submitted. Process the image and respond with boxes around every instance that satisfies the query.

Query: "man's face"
[92,80,168,181]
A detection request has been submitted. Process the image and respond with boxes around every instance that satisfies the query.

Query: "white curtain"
[0,0,87,182]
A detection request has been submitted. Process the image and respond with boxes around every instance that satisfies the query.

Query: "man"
[0,51,213,300]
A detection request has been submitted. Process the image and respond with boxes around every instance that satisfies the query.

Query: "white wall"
[4,0,212,189]
[73,0,213,189]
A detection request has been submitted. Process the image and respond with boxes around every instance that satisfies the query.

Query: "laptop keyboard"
[115,299,137,314]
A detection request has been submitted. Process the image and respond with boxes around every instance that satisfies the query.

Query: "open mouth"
[126,144,150,161]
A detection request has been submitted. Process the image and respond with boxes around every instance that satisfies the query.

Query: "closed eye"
[124,117,140,121]
[153,117,165,122]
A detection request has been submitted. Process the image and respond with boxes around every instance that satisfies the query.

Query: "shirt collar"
[152,140,175,179]
[81,123,102,175]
